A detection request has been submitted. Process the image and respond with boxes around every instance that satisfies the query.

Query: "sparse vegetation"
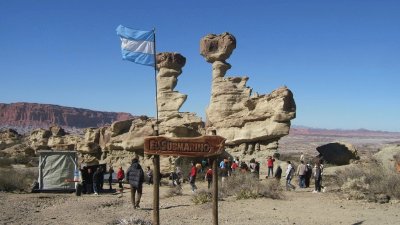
[0,168,37,192]
[191,189,212,204]
[219,173,284,200]
[110,217,152,225]
[336,159,400,201]
[164,185,183,198]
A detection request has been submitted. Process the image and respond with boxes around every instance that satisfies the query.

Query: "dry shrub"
[110,217,152,225]
[336,160,400,200]
[191,189,212,204]
[0,157,14,167]
[164,185,183,198]
[220,173,284,200]
[0,168,37,192]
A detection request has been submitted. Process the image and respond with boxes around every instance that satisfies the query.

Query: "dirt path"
[1,182,399,225]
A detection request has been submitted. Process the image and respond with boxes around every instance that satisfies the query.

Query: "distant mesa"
[0,102,135,133]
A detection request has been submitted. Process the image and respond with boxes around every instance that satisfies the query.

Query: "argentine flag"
[116,25,155,67]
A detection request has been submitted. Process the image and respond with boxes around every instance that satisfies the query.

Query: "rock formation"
[0,102,134,132]
[200,32,296,158]
[1,33,297,174]
[75,52,204,171]
[316,142,359,165]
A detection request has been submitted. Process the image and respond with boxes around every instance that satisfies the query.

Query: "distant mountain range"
[1,102,399,137]
[0,102,135,133]
[291,125,400,137]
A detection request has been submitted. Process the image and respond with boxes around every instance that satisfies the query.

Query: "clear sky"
[1,0,399,132]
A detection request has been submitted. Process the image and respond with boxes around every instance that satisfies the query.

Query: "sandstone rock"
[316,142,359,165]
[201,32,296,159]
[0,128,22,150]
[28,128,51,150]
[110,119,134,137]
[156,52,188,119]
[49,125,66,136]
[200,32,236,63]
[0,128,21,140]
[374,144,400,171]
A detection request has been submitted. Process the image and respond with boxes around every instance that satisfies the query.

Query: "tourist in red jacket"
[266,156,275,178]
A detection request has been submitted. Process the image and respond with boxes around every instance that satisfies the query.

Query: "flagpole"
[152,27,160,225]
[153,28,159,124]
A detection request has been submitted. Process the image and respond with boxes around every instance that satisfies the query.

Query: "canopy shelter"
[37,150,78,192]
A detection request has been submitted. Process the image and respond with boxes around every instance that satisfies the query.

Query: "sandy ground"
[1,180,399,225]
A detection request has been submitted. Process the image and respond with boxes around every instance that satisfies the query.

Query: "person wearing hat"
[126,157,144,209]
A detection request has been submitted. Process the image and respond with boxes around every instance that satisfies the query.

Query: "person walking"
[126,158,144,209]
[285,161,295,191]
[108,166,114,190]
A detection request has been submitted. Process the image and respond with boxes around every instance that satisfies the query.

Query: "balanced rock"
[201,32,296,157]
[200,32,236,63]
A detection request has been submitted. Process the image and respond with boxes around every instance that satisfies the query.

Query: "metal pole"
[152,28,160,225]
[153,154,160,225]
[212,158,219,225]
[212,130,218,225]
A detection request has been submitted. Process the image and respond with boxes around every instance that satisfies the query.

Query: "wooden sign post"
[144,135,225,225]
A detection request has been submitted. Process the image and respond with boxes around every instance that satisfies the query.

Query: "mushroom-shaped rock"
[200,32,236,63]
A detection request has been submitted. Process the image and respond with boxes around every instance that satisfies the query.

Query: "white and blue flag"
[116,25,155,66]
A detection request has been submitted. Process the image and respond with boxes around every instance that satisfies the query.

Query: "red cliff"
[0,102,135,129]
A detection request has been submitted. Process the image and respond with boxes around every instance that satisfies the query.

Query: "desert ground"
[1,175,399,225]
[1,131,399,225]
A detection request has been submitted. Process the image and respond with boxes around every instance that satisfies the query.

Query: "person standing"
[313,161,323,193]
[108,166,114,190]
[300,152,305,162]
[205,167,213,189]
[296,161,307,188]
[274,165,282,180]
[305,163,312,188]
[146,166,153,185]
[86,168,93,194]
[266,156,275,178]
[92,167,101,195]
[127,158,144,209]
[117,166,125,196]
[189,162,197,192]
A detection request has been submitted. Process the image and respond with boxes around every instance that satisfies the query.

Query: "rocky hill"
[0,102,135,133]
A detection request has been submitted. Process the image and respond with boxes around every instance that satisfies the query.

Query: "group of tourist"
[79,152,325,209]
[285,156,325,193]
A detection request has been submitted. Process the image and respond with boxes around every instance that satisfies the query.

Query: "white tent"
[38,150,78,191]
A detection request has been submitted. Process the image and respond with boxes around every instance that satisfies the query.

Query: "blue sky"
[0,0,399,132]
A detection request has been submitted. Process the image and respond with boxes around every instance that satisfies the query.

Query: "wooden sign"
[144,135,225,157]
